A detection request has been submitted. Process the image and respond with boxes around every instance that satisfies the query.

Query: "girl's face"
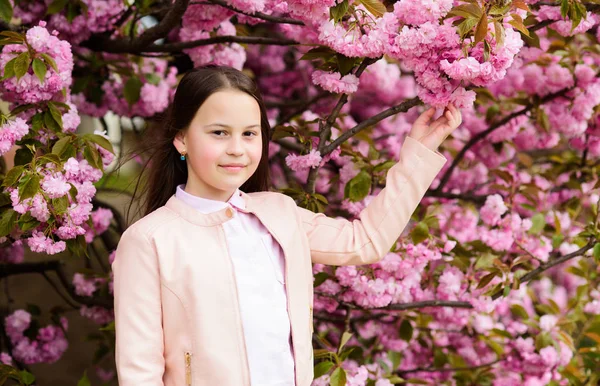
[173,89,263,202]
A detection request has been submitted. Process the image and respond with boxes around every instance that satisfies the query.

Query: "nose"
[226,135,244,156]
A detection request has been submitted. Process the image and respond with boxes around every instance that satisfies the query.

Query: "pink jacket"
[112,136,446,385]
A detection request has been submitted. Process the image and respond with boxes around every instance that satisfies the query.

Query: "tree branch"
[196,0,305,25]
[306,57,379,193]
[133,0,190,48]
[132,35,298,53]
[424,189,487,204]
[315,291,474,312]
[492,240,595,300]
[0,261,113,308]
[398,358,503,375]
[322,96,422,155]
[433,87,572,193]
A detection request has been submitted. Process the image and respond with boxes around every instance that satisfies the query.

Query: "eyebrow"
[205,123,261,129]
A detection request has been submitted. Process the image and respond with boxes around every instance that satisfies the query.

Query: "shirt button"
[225,207,234,218]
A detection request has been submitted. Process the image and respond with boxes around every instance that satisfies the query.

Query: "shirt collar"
[175,184,246,214]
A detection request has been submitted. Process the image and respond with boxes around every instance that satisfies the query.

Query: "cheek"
[191,140,221,167]
[249,140,263,163]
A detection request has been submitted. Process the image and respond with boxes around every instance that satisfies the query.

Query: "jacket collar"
[165,188,259,227]
[175,185,246,214]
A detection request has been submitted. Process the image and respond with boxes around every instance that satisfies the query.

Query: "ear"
[173,131,186,153]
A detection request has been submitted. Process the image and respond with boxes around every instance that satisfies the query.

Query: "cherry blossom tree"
[1,0,600,385]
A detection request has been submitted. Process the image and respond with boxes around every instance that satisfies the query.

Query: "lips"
[219,164,246,172]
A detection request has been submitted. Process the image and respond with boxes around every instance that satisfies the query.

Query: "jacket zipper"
[184,352,192,386]
[219,225,251,384]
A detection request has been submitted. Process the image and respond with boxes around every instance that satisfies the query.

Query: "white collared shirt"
[175,185,295,386]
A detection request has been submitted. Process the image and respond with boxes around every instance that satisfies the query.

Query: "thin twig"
[398,358,503,375]
[195,0,305,25]
[40,272,79,309]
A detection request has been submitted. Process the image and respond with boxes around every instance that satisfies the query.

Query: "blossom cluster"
[4,310,68,364]
[12,0,126,45]
[0,21,73,105]
[72,55,178,118]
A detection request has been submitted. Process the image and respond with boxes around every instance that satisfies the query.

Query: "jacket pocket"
[184,351,192,386]
[260,233,285,284]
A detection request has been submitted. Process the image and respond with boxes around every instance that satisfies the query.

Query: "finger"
[448,104,462,126]
[414,107,436,126]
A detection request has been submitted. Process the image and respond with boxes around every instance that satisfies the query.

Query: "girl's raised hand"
[408,104,462,152]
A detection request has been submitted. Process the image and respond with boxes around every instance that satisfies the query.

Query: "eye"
[244,131,259,137]
[211,130,227,136]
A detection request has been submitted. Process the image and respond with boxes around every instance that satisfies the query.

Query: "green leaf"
[84,146,103,170]
[14,51,31,81]
[14,148,33,166]
[448,4,482,19]
[336,54,355,76]
[52,136,72,157]
[300,46,337,61]
[99,321,115,331]
[313,272,329,288]
[40,53,59,73]
[338,331,353,353]
[457,17,479,38]
[510,304,529,319]
[344,170,371,202]
[83,133,114,153]
[329,367,347,386]
[330,0,349,23]
[52,196,69,213]
[474,13,488,44]
[373,160,395,173]
[32,58,47,84]
[357,0,386,17]
[47,0,69,15]
[410,221,429,244]
[388,351,402,371]
[3,165,24,187]
[76,370,91,386]
[19,370,35,385]
[0,0,13,23]
[399,319,413,342]
[528,213,545,234]
[123,77,143,106]
[560,0,569,18]
[144,73,161,85]
[0,209,17,237]
[47,102,63,129]
[44,110,61,132]
[484,338,504,356]
[477,272,497,289]
[1,57,16,80]
[433,347,448,368]
[593,243,600,262]
[508,13,530,37]
[314,361,335,378]
[18,216,40,232]
[19,174,40,201]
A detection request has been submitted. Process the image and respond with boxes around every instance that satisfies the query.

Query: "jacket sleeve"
[112,225,165,385]
[297,136,447,266]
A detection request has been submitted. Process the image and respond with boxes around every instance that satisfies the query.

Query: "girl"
[112,65,462,386]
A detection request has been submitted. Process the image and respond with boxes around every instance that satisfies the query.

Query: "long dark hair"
[128,65,271,220]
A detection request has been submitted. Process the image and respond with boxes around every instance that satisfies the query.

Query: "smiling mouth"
[219,165,246,171]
